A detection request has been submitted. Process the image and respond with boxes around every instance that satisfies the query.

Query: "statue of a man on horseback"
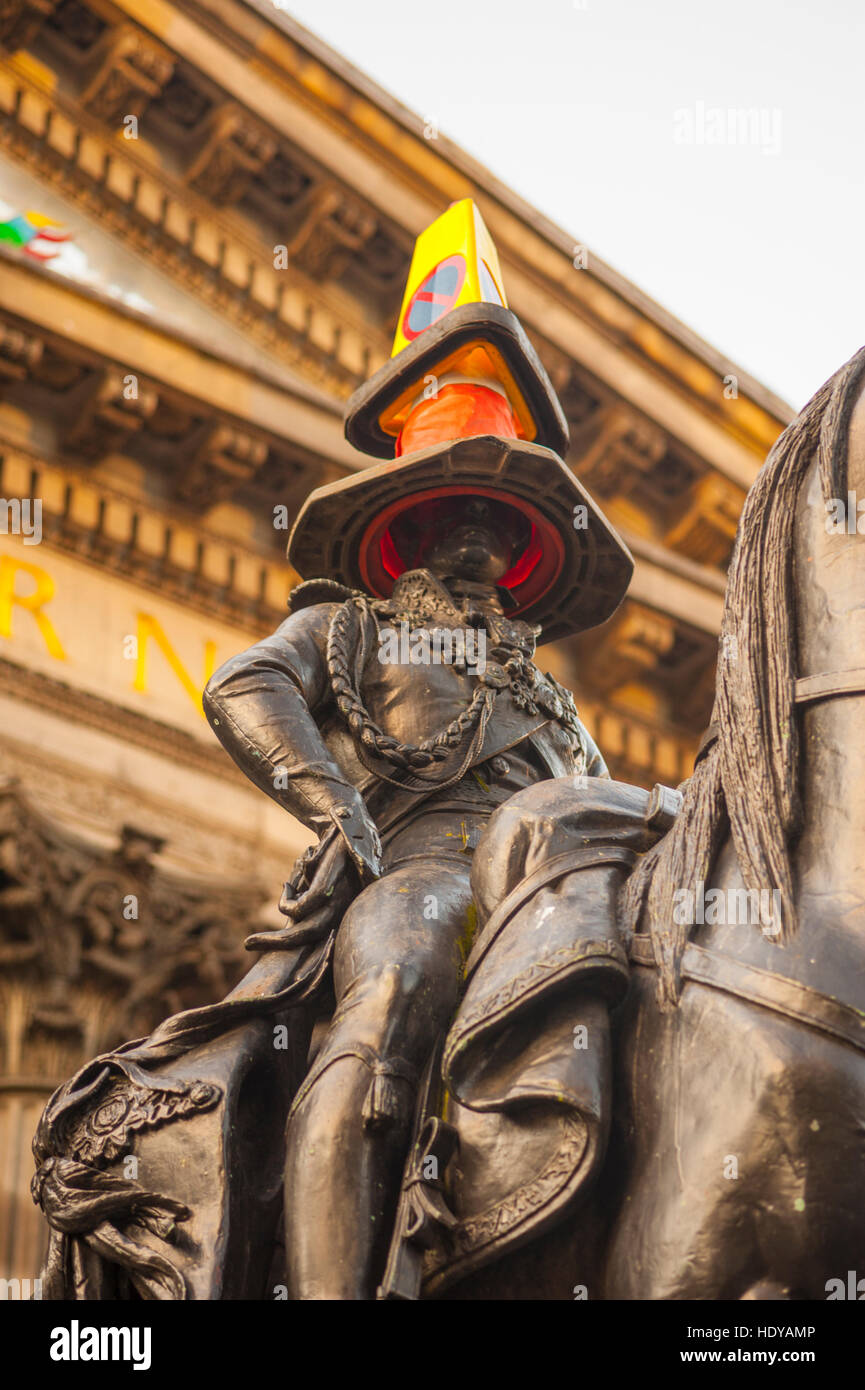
[30,195,865,1303]
[193,199,644,1300]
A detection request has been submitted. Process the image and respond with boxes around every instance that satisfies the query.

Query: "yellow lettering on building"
[133,612,216,715]
[0,555,67,660]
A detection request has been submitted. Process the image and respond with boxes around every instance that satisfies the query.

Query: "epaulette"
[287,578,365,613]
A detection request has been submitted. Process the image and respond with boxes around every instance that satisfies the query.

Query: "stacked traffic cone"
[289,199,632,641]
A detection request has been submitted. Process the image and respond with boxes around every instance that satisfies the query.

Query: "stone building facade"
[0,0,792,1285]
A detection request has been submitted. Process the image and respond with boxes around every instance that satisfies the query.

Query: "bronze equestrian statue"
[29,198,865,1301]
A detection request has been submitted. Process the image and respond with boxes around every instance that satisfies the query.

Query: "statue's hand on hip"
[245,801,381,951]
[325,799,383,885]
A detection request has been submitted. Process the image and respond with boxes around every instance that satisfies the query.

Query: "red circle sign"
[401,253,466,341]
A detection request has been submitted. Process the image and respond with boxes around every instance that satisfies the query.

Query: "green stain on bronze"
[441,1084,451,1123]
[445,820,471,852]
[458,900,478,970]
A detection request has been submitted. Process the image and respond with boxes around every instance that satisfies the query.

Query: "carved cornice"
[63,366,160,461]
[148,0,792,457]
[577,602,678,697]
[185,101,277,205]
[174,423,269,507]
[253,2,791,427]
[572,404,669,500]
[664,472,743,568]
[282,183,378,282]
[0,26,761,566]
[0,445,292,631]
[566,402,744,577]
[577,695,699,790]
[0,775,267,1077]
[0,317,43,380]
[0,59,386,398]
[79,21,175,125]
[2,0,791,484]
[0,274,355,477]
[571,579,719,736]
[0,0,59,52]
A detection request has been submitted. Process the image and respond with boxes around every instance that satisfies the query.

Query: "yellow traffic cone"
[345,198,567,461]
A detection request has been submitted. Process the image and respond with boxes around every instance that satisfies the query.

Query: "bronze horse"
[31,347,865,1300]
[602,343,865,1301]
[437,343,865,1300]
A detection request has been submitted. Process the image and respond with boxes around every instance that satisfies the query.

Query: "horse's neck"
[794,386,865,915]
[695,385,865,1000]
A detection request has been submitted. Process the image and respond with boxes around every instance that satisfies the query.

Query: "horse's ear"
[846,367,865,497]
[818,344,865,501]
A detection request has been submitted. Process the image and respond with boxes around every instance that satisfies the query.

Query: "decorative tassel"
[362,1066,404,1130]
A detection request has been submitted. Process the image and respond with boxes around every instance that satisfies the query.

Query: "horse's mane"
[623,344,865,1008]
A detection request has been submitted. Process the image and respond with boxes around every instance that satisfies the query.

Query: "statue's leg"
[468,777,666,1013]
[284,857,471,1300]
[424,779,675,1296]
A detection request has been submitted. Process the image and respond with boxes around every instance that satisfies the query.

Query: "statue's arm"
[203,603,378,873]
[543,670,610,779]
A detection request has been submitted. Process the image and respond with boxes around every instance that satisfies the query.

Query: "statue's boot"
[282,857,470,1299]
[284,1043,419,1299]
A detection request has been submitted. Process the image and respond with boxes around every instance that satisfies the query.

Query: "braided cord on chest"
[326,597,495,785]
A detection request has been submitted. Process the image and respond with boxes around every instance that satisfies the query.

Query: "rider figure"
[204,200,635,1298]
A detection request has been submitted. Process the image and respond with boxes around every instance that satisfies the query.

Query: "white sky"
[282,0,864,410]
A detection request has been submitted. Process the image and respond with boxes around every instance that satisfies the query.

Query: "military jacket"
[203,569,607,841]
